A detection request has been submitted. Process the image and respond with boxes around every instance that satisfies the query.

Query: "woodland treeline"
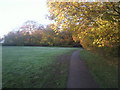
[47,2,120,57]
[2,21,81,47]
[1,2,120,57]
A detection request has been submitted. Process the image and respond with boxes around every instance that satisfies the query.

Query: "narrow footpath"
[67,50,99,88]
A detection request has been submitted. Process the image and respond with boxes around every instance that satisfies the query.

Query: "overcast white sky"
[0,0,50,37]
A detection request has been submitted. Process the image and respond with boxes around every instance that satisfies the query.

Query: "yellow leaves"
[47,1,120,48]
[93,42,95,45]
[93,38,105,47]
[90,18,119,47]
[79,36,82,39]
[56,33,59,35]
[98,45,102,47]
[91,28,94,31]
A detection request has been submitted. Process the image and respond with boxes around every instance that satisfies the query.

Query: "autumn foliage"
[47,2,120,56]
[3,20,81,47]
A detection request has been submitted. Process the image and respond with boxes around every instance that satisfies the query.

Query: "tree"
[3,21,80,47]
[4,20,44,46]
[47,2,120,50]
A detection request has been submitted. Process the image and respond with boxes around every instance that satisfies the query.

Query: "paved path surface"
[67,50,99,88]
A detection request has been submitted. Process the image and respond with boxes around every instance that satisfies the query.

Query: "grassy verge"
[2,46,78,88]
[80,49,118,88]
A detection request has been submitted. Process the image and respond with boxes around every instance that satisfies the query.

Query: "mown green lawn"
[2,46,78,88]
[80,49,118,88]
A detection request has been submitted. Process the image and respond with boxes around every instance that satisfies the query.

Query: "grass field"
[2,46,78,88]
[80,49,118,88]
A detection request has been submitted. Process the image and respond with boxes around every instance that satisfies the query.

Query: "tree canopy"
[47,2,120,50]
[3,20,81,47]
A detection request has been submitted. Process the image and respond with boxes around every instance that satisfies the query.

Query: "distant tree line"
[3,20,81,47]
[0,37,3,42]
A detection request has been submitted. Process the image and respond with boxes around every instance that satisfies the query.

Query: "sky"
[0,0,50,37]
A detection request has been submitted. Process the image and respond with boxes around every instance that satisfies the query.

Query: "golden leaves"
[47,1,120,48]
